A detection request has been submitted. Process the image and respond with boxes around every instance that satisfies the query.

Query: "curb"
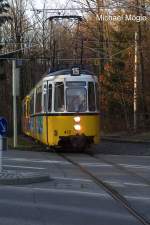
[0,170,51,185]
[101,137,150,144]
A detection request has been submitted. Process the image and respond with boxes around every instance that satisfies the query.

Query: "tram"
[22,67,100,150]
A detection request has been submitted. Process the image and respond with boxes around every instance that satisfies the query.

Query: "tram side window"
[43,85,47,112]
[88,82,96,111]
[48,84,52,112]
[54,82,64,112]
[30,94,34,115]
[36,87,42,113]
[95,83,100,111]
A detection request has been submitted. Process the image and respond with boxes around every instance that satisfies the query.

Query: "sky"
[34,0,75,10]
[24,0,74,21]
[27,0,81,22]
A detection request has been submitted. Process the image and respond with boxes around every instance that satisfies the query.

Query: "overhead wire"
[1,1,149,63]
[29,5,150,13]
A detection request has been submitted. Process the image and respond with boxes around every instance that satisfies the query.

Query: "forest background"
[0,0,150,135]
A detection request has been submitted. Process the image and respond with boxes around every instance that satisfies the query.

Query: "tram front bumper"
[58,134,94,149]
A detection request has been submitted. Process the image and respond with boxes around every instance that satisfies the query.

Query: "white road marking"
[120,163,150,170]
[3,164,45,170]
[3,157,70,165]
[51,177,146,188]
[82,162,150,169]
[124,182,149,187]
[105,155,150,159]
[3,157,150,170]
[105,181,150,188]
[81,163,112,167]
[105,181,124,187]
[1,185,150,202]
[53,176,92,182]
[126,195,150,201]
[0,185,108,197]
[4,157,111,167]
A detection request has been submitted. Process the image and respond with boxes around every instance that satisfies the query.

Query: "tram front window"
[54,82,64,112]
[66,88,87,112]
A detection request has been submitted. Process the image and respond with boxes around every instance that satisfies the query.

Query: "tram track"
[87,151,150,187]
[59,153,150,225]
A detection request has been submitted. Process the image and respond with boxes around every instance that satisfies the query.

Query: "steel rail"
[88,153,150,187]
[60,153,150,225]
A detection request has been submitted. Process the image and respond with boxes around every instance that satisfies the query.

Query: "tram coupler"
[59,134,94,150]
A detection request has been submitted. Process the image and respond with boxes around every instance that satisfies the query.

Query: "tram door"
[25,98,30,135]
[47,81,53,145]
[41,82,48,144]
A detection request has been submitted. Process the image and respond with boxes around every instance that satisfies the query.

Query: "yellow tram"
[22,68,100,150]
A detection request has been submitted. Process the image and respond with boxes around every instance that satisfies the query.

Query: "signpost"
[0,117,7,172]
[0,117,7,136]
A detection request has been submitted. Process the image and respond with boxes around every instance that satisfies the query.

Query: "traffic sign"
[0,117,7,136]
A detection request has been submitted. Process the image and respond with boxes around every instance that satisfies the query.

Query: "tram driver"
[68,95,86,112]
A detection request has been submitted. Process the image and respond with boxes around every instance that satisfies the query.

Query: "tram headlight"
[74,116,81,123]
[74,124,81,131]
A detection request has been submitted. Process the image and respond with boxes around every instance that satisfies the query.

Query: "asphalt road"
[94,141,150,155]
[0,142,150,225]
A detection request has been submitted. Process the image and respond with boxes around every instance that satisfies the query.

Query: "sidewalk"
[0,170,50,185]
[102,132,150,144]
[1,136,50,185]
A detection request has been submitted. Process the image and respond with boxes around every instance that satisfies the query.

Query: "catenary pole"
[12,60,17,148]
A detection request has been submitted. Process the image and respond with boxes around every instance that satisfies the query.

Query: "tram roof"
[26,69,96,97]
[46,69,94,77]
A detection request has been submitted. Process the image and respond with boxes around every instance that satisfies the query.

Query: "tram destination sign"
[0,117,7,136]
[71,67,80,76]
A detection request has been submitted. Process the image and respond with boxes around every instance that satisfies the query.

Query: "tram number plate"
[64,130,71,135]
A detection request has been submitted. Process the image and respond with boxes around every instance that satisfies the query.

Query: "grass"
[8,135,44,150]
[103,131,150,141]
[130,132,150,140]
